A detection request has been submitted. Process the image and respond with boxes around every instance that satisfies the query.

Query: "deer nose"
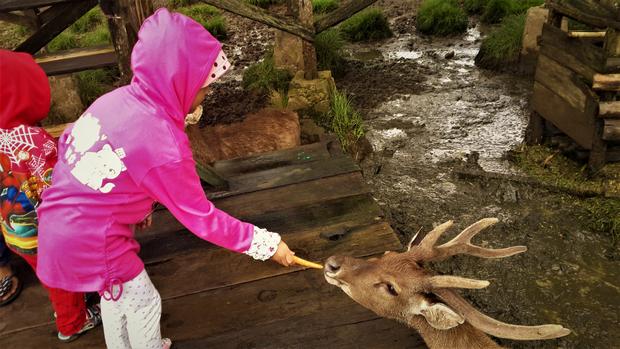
[324,256,342,274]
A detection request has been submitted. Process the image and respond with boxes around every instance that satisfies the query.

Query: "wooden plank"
[546,0,620,31]
[603,119,620,140]
[35,46,117,76]
[593,73,620,91]
[0,0,72,12]
[175,316,425,349]
[539,23,605,81]
[314,0,378,34]
[149,221,400,300]
[599,101,620,118]
[142,171,370,238]
[0,267,422,348]
[212,141,331,176]
[14,0,98,54]
[209,155,360,199]
[535,54,598,113]
[199,0,314,41]
[532,81,595,149]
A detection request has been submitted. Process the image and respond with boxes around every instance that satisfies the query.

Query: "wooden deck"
[0,141,425,348]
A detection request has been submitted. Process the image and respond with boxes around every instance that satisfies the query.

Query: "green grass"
[475,13,526,69]
[417,0,468,36]
[315,29,346,75]
[168,0,195,8]
[242,54,292,95]
[463,0,544,23]
[512,145,620,244]
[177,4,227,40]
[75,68,118,106]
[314,89,365,153]
[340,9,392,42]
[47,7,111,52]
[71,8,105,34]
[313,0,339,14]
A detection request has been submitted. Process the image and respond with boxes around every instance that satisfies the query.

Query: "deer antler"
[434,289,571,340]
[408,218,527,262]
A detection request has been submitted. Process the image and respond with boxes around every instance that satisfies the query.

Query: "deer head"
[324,218,570,343]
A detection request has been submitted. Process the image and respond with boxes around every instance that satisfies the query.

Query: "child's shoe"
[57,304,102,342]
[162,338,172,349]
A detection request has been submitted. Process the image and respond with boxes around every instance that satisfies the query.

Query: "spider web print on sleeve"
[0,125,39,165]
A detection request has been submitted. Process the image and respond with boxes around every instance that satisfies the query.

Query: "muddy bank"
[336,2,619,348]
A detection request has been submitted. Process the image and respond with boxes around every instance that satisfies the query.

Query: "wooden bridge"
[0,140,426,348]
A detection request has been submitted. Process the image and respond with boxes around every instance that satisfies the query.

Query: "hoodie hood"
[0,50,51,128]
[130,8,221,126]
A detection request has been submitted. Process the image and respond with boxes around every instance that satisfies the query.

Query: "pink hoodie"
[36,9,279,294]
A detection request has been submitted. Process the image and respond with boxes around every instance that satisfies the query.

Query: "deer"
[324,218,571,349]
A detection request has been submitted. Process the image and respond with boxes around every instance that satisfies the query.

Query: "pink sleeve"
[140,159,255,253]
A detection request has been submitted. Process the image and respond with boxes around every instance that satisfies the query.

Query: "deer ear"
[419,303,465,330]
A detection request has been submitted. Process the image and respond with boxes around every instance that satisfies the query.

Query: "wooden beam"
[0,0,72,12]
[599,101,620,118]
[593,73,620,91]
[35,45,117,75]
[14,0,97,54]
[546,0,620,31]
[200,0,314,41]
[603,119,620,141]
[314,0,378,33]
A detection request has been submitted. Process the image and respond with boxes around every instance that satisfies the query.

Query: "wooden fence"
[528,0,620,169]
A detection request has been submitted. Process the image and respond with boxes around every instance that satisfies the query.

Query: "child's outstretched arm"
[139,158,294,266]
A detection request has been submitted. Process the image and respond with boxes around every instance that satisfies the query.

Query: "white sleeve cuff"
[244,226,281,261]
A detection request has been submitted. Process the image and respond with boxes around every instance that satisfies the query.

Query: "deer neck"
[407,317,502,349]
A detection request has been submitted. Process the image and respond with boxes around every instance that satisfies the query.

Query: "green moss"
[71,7,105,34]
[340,9,392,42]
[75,68,118,106]
[512,145,620,244]
[242,53,292,95]
[313,0,339,14]
[315,29,345,75]
[475,13,525,69]
[417,0,468,36]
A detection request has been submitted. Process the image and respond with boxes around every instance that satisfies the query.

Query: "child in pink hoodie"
[36,9,295,349]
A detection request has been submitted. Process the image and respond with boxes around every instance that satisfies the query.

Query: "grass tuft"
[242,54,293,95]
[71,8,105,34]
[340,9,392,42]
[463,0,488,14]
[315,29,346,75]
[177,4,227,40]
[475,13,525,69]
[313,0,339,14]
[75,68,118,106]
[417,0,468,36]
[315,89,365,153]
[480,0,512,24]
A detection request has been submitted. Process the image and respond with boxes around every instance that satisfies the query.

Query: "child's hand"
[136,214,152,231]
[270,241,295,267]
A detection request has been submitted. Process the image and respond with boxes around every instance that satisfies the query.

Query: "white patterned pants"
[101,269,164,349]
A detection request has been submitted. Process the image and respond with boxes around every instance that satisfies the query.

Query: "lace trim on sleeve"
[244,226,281,261]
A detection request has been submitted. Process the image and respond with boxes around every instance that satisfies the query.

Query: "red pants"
[16,252,87,336]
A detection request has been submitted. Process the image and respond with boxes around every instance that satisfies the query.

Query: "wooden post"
[298,0,317,79]
[101,0,153,84]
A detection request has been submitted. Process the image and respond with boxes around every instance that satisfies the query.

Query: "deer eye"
[384,283,399,296]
